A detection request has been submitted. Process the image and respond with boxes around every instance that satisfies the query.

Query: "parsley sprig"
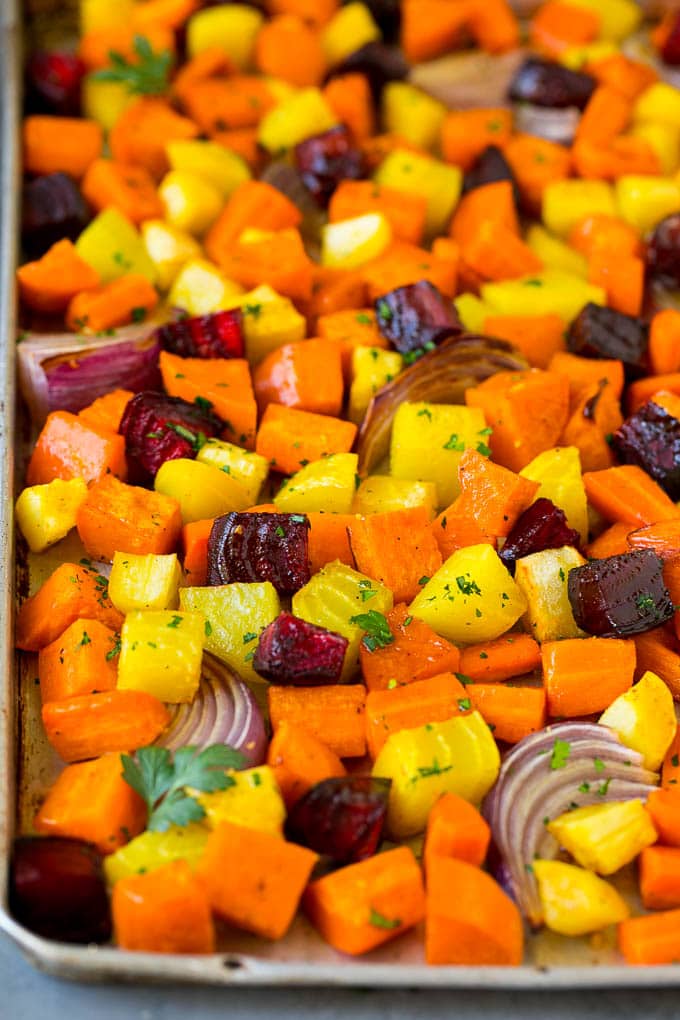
[121,744,245,832]
[349,609,394,652]
[92,35,172,96]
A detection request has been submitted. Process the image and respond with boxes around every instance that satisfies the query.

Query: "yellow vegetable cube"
[292,560,393,681]
[187,4,264,67]
[109,552,182,614]
[525,225,588,278]
[599,671,676,771]
[258,88,338,153]
[82,75,134,132]
[409,544,527,644]
[167,258,243,316]
[104,824,209,885]
[352,476,438,516]
[548,801,658,876]
[453,293,491,333]
[81,0,134,32]
[322,212,392,269]
[532,859,629,935]
[275,453,359,514]
[520,446,588,542]
[615,175,680,234]
[159,170,224,237]
[374,150,462,237]
[382,82,447,151]
[348,346,403,424]
[542,180,617,238]
[179,582,281,684]
[481,271,605,322]
[141,220,202,292]
[220,285,307,363]
[559,42,618,70]
[568,0,640,40]
[154,458,250,524]
[196,765,285,838]
[166,140,250,198]
[514,546,585,643]
[322,3,381,65]
[75,208,157,285]
[372,712,500,839]
[634,83,680,129]
[118,610,205,703]
[196,440,269,506]
[631,122,680,176]
[15,477,88,553]
[390,401,487,508]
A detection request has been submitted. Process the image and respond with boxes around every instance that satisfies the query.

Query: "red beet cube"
[253,612,348,685]
[207,513,311,595]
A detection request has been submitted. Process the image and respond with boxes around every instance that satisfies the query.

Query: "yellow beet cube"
[82,76,134,132]
[196,765,285,838]
[352,476,438,517]
[348,346,403,424]
[374,150,462,237]
[109,552,182,614]
[258,88,338,153]
[548,801,657,876]
[569,0,640,40]
[104,824,209,885]
[15,477,88,553]
[187,4,263,67]
[196,440,269,506]
[322,3,381,65]
[631,122,680,176]
[159,170,224,237]
[118,610,205,703]
[525,225,588,278]
[166,140,250,198]
[599,671,676,772]
[321,213,392,269]
[520,446,588,543]
[75,207,157,285]
[481,270,605,322]
[154,458,250,524]
[615,175,680,235]
[220,285,307,364]
[382,82,447,151]
[274,453,359,514]
[533,860,629,936]
[514,546,586,643]
[542,180,617,238]
[453,293,492,333]
[167,259,243,316]
[141,220,202,292]
[634,83,680,128]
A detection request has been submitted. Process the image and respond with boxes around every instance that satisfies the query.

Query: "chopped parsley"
[457,698,471,711]
[550,738,571,770]
[456,575,481,596]
[443,433,465,452]
[166,615,183,629]
[349,610,394,652]
[369,907,401,930]
[78,631,91,647]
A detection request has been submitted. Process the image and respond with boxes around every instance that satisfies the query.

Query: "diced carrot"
[647,788,680,846]
[423,792,491,874]
[559,378,622,472]
[268,684,367,758]
[266,720,346,807]
[307,512,357,572]
[26,410,126,486]
[483,314,566,370]
[23,115,103,179]
[585,522,632,559]
[34,753,146,854]
[587,253,644,317]
[208,127,262,170]
[113,859,215,953]
[530,0,600,56]
[633,627,680,701]
[316,307,388,381]
[256,404,357,476]
[548,350,625,406]
[42,690,170,763]
[322,73,375,143]
[109,97,199,181]
[81,159,164,223]
[583,465,680,527]
[348,506,443,604]
[649,310,680,376]
[131,0,199,31]
[588,53,657,101]
[328,180,427,246]
[365,672,469,759]
[359,603,461,692]
[447,447,540,542]
[265,0,338,24]
[303,266,368,331]
[196,820,318,939]
[400,0,471,62]
[450,180,519,248]
[17,239,100,314]
[467,0,519,53]
[459,633,541,683]
[575,86,631,147]
[662,730,680,789]
[253,338,345,417]
[76,474,183,562]
[464,220,543,282]
[181,517,214,586]
[362,241,457,301]
[619,908,680,964]
[441,108,513,172]
[640,847,680,911]
[78,389,133,433]
[568,214,641,260]
[542,637,636,717]
[216,228,315,303]
[38,618,119,703]
[255,15,326,87]
[432,502,494,559]
[16,562,124,652]
[503,133,571,213]
[468,684,547,744]
[304,846,426,955]
[204,180,301,265]
[627,375,680,414]
[79,25,175,71]
[179,75,275,136]
[66,274,159,333]
[628,521,680,560]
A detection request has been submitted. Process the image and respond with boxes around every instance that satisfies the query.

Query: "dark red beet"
[253,611,348,685]
[22,172,90,258]
[25,52,85,117]
[567,550,674,638]
[325,42,409,101]
[507,57,596,110]
[294,125,365,207]
[119,391,223,483]
[10,837,111,943]
[284,776,391,863]
[647,213,680,287]
[499,498,581,575]
[612,399,680,500]
[660,14,680,65]
[207,513,311,595]
[567,302,649,379]
[155,310,245,359]
[374,280,462,358]
[463,145,521,206]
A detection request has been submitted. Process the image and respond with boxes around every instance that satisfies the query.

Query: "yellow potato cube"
[525,225,588,278]
[542,180,617,238]
[118,610,205,703]
[109,552,182,614]
[104,824,209,885]
[390,400,487,508]
[196,440,269,506]
[615,175,680,235]
[374,150,462,236]
[179,582,281,685]
[481,271,605,322]
[548,801,658,876]
[520,446,588,543]
[141,220,202,292]
[453,293,492,333]
[322,212,392,269]
[348,346,403,424]
[631,122,680,176]
[533,860,629,936]
[166,140,250,198]
[159,170,224,237]
[599,671,676,771]
[382,82,447,151]
[274,453,359,514]
[167,258,243,316]
[81,0,134,32]
[75,207,157,285]
[154,458,250,524]
[82,76,134,132]
[352,476,438,516]
[258,88,338,153]
[409,544,527,644]
[196,766,285,838]
[322,3,381,65]
[634,83,680,129]
[514,546,586,643]
[187,4,264,67]
[15,477,88,553]
[219,285,307,363]
[372,712,500,839]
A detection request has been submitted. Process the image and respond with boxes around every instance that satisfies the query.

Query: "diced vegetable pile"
[13,0,680,969]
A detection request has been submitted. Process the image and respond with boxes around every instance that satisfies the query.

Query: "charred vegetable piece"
[567,550,673,638]
[462,145,520,204]
[155,310,245,360]
[253,611,348,685]
[507,57,596,110]
[647,214,680,287]
[284,776,391,863]
[374,280,462,358]
[22,172,90,258]
[499,498,581,575]
[10,837,111,943]
[567,303,649,380]
[25,51,85,116]
[612,400,680,500]
[120,391,224,483]
[325,42,409,101]
[660,14,680,65]
[359,0,401,43]
[207,512,311,595]
[294,125,365,208]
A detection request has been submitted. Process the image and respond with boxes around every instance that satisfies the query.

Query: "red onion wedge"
[483,722,658,927]
[356,334,527,474]
[156,655,267,767]
[409,49,527,110]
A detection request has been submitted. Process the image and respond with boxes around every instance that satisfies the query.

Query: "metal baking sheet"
[4,0,680,986]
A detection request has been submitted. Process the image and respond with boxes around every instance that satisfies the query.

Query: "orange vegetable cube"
[113,860,215,953]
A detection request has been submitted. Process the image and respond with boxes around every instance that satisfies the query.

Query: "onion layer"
[156,655,267,768]
[483,722,658,926]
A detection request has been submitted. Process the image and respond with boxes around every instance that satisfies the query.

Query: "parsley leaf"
[92,35,172,96]
[369,907,401,930]
[550,738,571,770]
[349,610,394,652]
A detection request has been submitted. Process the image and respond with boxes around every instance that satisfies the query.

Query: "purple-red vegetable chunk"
[660,14,680,65]
[155,310,245,360]
[507,57,596,110]
[25,51,85,117]
[207,512,311,595]
[22,172,90,258]
[325,42,409,100]
[612,398,680,500]
[567,549,674,638]
[567,302,648,379]
[253,611,348,685]
[294,125,365,207]
[375,280,462,357]
[463,145,520,205]
[647,213,680,287]
[284,776,391,863]
[499,498,581,575]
